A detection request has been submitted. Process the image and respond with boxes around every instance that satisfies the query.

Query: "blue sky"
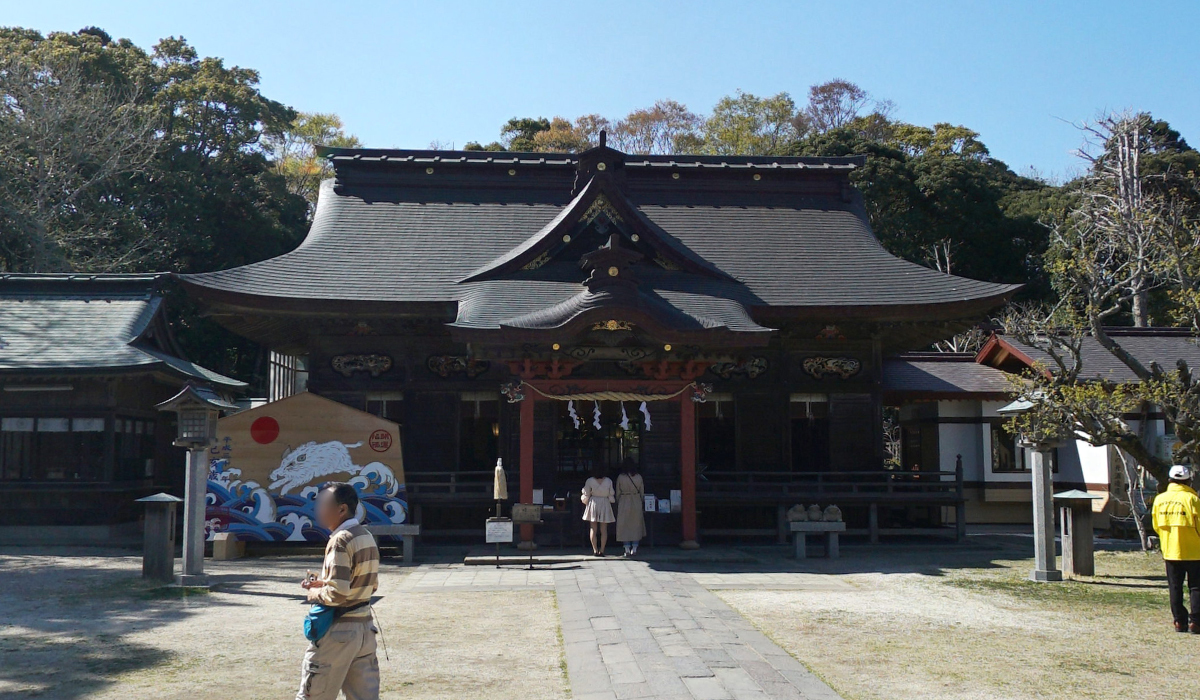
[6,0,1198,179]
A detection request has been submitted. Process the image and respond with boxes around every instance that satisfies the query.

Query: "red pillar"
[519,395,535,548]
[679,396,699,548]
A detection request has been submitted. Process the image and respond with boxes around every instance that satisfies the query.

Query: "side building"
[0,274,245,542]
[886,328,1200,532]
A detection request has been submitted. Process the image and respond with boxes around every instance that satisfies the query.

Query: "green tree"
[793,118,1051,288]
[500,116,551,151]
[531,116,592,152]
[702,90,798,155]
[0,26,311,388]
[264,112,361,216]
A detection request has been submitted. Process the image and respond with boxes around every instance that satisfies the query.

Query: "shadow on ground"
[0,549,269,699]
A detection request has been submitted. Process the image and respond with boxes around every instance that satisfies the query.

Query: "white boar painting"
[205,392,406,542]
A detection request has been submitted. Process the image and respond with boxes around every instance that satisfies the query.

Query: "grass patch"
[946,573,1166,610]
[550,591,569,685]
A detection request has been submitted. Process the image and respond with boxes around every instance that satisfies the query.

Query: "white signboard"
[485,519,514,543]
[670,490,682,513]
[644,494,656,512]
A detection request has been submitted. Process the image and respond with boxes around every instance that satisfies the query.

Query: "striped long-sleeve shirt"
[314,523,379,619]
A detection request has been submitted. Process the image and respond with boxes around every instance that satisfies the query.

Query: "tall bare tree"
[0,57,157,272]
[610,100,703,155]
[999,114,1200,513]
[802,79,894,135]
[1073,112,1170,327]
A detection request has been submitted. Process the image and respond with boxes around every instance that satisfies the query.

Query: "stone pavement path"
[555,559,844,700]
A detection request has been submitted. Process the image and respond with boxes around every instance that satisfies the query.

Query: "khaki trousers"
[296,618,379,700]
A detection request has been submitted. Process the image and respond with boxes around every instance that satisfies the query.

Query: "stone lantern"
[156,383,237,586]
[998,397,1064,583]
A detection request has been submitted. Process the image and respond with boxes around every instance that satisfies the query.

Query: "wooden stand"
[1055,490,1101,578]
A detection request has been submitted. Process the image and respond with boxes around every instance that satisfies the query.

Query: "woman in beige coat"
[615,459,646,557]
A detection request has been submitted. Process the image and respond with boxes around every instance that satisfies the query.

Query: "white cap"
[1169,465,1193,480]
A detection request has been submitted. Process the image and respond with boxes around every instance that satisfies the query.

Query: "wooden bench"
[790,521,846,559]
[364,524,421,563]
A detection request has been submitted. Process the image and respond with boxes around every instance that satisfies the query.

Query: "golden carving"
[582,195,623,225]
[522,251,551,270]
[801,356,861,379]
[592,319,634,332]
[331,354,392,377]
[654,254,681,271]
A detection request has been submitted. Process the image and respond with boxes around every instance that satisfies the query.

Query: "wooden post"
[955,462,966,542]
[868,502,879,544]
[519,396,535,549]
[1059,498,1096,578]
[680,396,698,549]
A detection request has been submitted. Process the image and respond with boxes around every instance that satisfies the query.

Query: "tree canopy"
[0,26,360,386]
[462,80,1056,290]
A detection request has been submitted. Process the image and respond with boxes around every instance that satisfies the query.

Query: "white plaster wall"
[1075,440,1111,485]
[1051,441,1086,484]
[937,400,984,482]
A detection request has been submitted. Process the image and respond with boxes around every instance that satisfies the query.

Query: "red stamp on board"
[369,429,392,452]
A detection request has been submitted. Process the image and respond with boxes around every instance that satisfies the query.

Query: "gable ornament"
[427,355,491,378]
[592,319,634,332]
[710,357,768,379]
[801,356,861,380]
[331,354,393,377]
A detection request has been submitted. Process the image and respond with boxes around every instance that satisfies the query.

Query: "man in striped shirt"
[296,482,381,700]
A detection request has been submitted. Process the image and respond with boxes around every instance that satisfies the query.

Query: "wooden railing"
[404,470,499,502]
[696,466,965,504]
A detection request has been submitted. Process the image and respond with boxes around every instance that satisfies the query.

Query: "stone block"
[211,532,243,561]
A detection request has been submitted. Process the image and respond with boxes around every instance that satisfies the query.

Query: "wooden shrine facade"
[180,136,1020,545]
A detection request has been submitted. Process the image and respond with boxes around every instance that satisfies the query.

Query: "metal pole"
[178,447,208,586]
[1030,445,1061,582]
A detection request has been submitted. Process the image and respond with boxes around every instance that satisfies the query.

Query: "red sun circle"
[250,416,280,444]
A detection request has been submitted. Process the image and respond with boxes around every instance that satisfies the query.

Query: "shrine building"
[180,137,1021,547]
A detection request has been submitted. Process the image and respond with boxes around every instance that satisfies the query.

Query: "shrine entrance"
[539,399,681,502]
[508,379,702,548]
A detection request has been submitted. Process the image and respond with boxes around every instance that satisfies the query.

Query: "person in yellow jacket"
[1153,464,1200,634]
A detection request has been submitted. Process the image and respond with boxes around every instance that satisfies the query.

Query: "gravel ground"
[718,546,1200,700]
[5,538,1194,700]
[0,549,568,700]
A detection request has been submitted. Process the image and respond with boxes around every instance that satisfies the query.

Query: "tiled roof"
[0,277,245,387]
[182,168,1020,313]
[883,355,1014,395]
[320,148,864,171]
[1002,330,1200,383]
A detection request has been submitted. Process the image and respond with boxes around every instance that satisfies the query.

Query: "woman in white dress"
[581,464,616,556]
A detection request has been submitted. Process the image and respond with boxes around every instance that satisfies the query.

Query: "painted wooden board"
[205,392,406,542]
